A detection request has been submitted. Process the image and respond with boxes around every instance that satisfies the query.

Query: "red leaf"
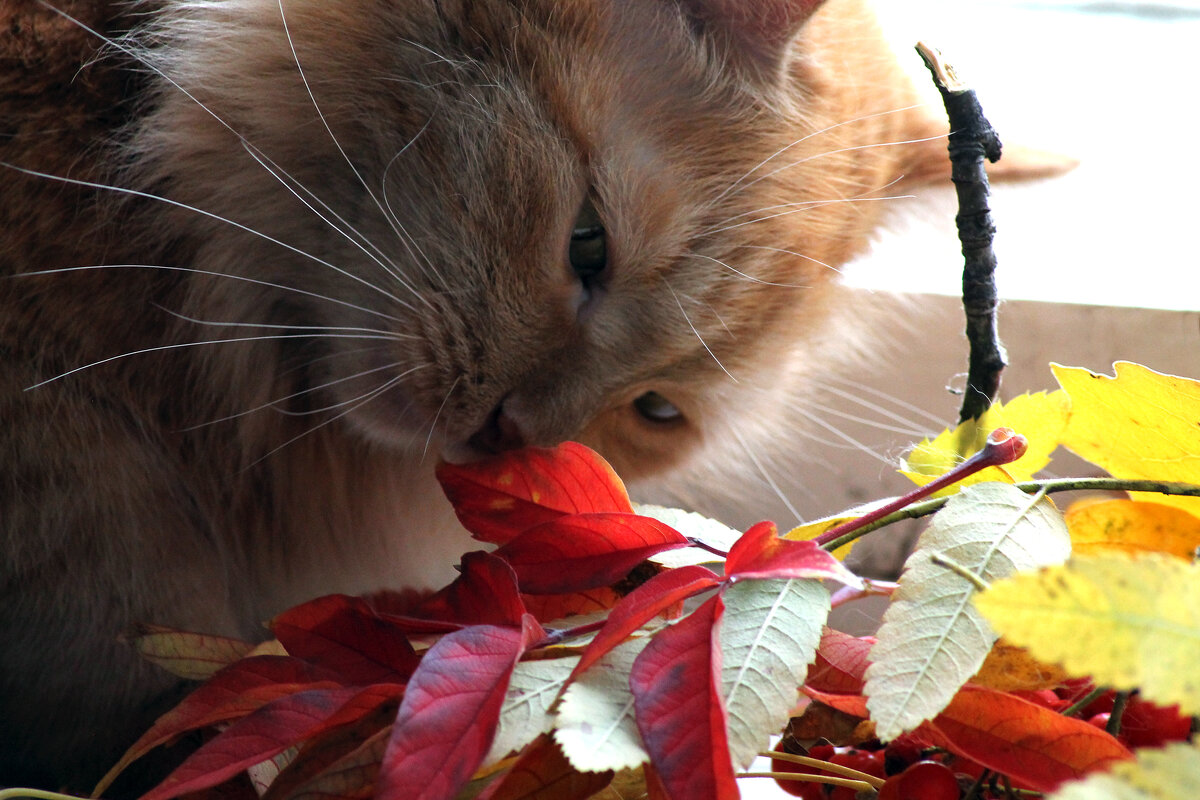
[630,594,738,800]
[410,551,527,627]
[493,512,688,594]
[376,615,544,800]
[920,685,1134,792]
[143,683,405,800]
[520,587,623,622]
[475,735,613,800]
[265,727,389,800]
[805,629,875,694]
[97,656,345,795]
[800,687,870,718]
[569,565,721,683]
[436,443,633,545]
[272,595,420,684]
[725,521,861,586]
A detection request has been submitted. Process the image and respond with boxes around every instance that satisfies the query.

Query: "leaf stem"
[1061,685,1108,718]
[813,428,1026,549]
[929,552,991,591]
[758,751,886,789]
[737,773,874,791]
[820,478,1200,552]
[0,791,89,800]
[1107,690,1132,737]
[686,537,729,559]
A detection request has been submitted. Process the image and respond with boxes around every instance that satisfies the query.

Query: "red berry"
[1088,712,1111,730]
[1119,698,1193,749]
[770,741,827,799]
[886,761,960,800]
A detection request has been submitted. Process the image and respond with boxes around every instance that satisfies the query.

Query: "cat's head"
[133,0,948,478]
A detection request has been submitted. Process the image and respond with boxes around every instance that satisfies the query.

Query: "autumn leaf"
[409,551,528,627]
[719,578,830,768]
[520,587,623,623]
[437,443,633,544]
[486,654,580,765]
[271,594,420,683]
[1048,741,1200,800]
[724,521,861,587]
[784,510,864,560]
[920,685,1132,792]
[970,639,1068,692]
[95,656,347,796]
[798,687,868,718]
[265,726,389,800]
[974,551,1200,715]
[805,629,874,695]
[1064,498,1200,559]
[1054,362,1200,516]
[555,637,650,773]
[492,512,688,594]
[476,735,614,800]
[121,624,255,681]
[142,683,405,800]
[568,565,720,683]
[865,482,1072,741]
[901,391,1069,493]
[633,504,740,568]
[630,595,739,800]
[377,616,544,800]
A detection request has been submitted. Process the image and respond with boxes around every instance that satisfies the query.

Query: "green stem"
[1062,686,1108,718]
[1107,691,1132,737]
[821,478,1200,552]
[0,790,90,800]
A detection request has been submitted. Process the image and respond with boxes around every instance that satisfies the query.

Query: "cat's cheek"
[577,401,701,481]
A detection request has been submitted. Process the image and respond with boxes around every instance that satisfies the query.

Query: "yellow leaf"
[900,391,1070,495]
[1066,499,1200,560]
[970,639,1068,692]
[785,512,857,559]
[1049,741,1200,800]
[974,552,1200,715]
[1053,362,1200,517]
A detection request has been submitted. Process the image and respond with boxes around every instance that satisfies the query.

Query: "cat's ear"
[676,0,826,77]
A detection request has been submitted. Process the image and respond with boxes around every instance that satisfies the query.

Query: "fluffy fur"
[1,0,951,789]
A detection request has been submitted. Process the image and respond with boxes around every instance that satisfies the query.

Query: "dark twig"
[917,42,1007,424]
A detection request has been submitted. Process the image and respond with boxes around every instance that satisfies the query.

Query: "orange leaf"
[970,640,1068,692]
[920,685,1133,792]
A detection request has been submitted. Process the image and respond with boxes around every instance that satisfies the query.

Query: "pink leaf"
[375,615,544,800]
[630,594,738,800]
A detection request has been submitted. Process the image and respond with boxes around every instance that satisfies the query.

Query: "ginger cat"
[0,0,1010,789]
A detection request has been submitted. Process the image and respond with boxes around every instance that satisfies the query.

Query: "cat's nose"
[466,397,528,454]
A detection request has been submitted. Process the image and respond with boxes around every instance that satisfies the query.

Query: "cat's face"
[139,0,936,478]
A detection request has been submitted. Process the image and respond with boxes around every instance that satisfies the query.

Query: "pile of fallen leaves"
[82,361,1200,800]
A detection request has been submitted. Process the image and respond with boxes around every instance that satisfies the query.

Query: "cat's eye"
[633,391,683,424]
[569,196,607,283]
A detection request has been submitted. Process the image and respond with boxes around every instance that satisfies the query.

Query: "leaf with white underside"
[1048,741,1200,800]
[485,654,579,765]
[865,483,1071,741]
[720,578,830,769]
[634,504,739,568]
[555,637,649,772]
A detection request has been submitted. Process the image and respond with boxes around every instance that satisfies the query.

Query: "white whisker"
[666,284,737,383]
[276,0,437,306]
[735,245,838,274]
[818,376,951,429]
[788,403,899,467]
[423,374,461,459]
[702,194,911,237]
[708,103,930,208]
[730,427,803,524]
[687,253,810,288]
[13,264,406,325]
[245,365,422,468]
[181,359,416,430]
[0,162,417,312]
[26,332,397,391]
[151,304,412,340]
